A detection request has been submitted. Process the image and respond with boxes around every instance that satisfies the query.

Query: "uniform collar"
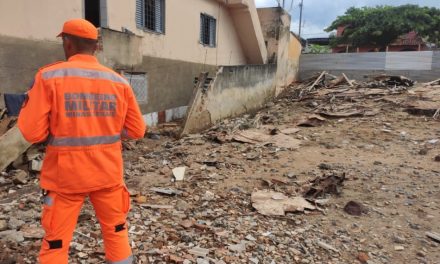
[67,54,98,63]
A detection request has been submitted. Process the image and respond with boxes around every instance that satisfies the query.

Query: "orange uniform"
[19,54,145,193]
[18,19,145,264]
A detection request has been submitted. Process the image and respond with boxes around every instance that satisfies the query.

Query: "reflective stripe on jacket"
[18,54,146,193]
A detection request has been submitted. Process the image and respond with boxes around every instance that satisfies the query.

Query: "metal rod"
[298,0,304,38]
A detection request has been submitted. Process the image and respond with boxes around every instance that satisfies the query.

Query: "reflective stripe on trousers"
[106,255,133,264]
[42,68,128,85]
[47,135,121,147]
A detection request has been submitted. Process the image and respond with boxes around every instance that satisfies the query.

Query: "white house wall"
[106,0,247,65]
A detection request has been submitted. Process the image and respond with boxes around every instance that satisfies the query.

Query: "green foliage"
[308,44,331,54]
[326,5,440,48]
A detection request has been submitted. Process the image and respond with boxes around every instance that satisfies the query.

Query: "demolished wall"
[286,33,302,85]
[300,51,440,82]
[257,7,300,95]
[181,64,277,135]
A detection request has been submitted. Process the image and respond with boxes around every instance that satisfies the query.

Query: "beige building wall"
[0,0,263,66]
[0,0,83,41]
[106,0,247,65]
[287,32,302,83]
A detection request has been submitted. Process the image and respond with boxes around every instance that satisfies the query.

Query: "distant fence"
[299,51,440,82]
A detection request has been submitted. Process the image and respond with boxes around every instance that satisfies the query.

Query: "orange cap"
[57,19,98,40]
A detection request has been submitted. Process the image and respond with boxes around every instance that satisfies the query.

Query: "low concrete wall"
[0,35,64,107]
[300,51,440,82]
[97,28,218,115]
[286,33,302,85]
[0,30,217,118]
[182,64,277,134]
[136,56,217,114]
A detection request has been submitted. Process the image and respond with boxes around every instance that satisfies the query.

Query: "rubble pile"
[1,74,440,263]
[0,108,14,136]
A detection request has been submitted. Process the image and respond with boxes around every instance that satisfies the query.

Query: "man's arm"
[122,87,146,139]
[17,72,51,143]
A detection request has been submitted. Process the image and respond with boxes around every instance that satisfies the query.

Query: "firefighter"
[18,18,146,263]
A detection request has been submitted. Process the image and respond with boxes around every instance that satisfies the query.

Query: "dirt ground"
[0,81,439,264]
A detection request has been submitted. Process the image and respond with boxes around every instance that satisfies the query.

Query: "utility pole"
[298,0,304,38]
[282,0,285,8]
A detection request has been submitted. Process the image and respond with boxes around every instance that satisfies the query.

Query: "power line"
[289,0,295,11]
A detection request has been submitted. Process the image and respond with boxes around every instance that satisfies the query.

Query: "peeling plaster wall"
[257,7,298,95]
[0,35,65,106]
[287,33,302,85]
[182,64,277,135]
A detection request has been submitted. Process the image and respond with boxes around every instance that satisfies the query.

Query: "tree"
[325,5,440,48]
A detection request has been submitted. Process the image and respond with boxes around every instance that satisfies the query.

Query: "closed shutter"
[209,18,216,47]
[155,0,164,33]
[136,0,144,28]
[200,14,205,44]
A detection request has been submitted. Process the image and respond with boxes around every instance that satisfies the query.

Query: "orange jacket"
[18,54,146,193]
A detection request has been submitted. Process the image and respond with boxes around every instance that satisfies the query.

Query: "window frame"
[121,71,149,103]
[136,0,165,35]
[200,13,217,48]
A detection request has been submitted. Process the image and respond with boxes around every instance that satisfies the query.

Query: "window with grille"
[123,72,148,103]
[200,14,216,47]
[136,0,165,34]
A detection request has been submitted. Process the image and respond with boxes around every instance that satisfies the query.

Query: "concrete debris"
[0,220,7,231]
[0,230,24,243]
[0,126,31,172]
[188,247,210,257]
[10,170,28,185]
[0,117,15,137]
[29,159,43,172]
[228,240,247,253]
[316,240,339,253]
[251,191,316,216]
[21,225,44,239]
[150,187,183,196]
[168,254,184,263]
[394,245,405,251]
[172,166,187,181]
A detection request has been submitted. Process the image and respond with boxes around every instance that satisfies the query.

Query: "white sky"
[255,0,440,39]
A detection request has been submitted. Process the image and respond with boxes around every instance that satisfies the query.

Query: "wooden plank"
[342,73,354,87]
[424,79,440,86]
[308,71,327,90]
[426,232,440,243]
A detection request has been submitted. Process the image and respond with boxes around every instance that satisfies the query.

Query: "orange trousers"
[39,185,133,264]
